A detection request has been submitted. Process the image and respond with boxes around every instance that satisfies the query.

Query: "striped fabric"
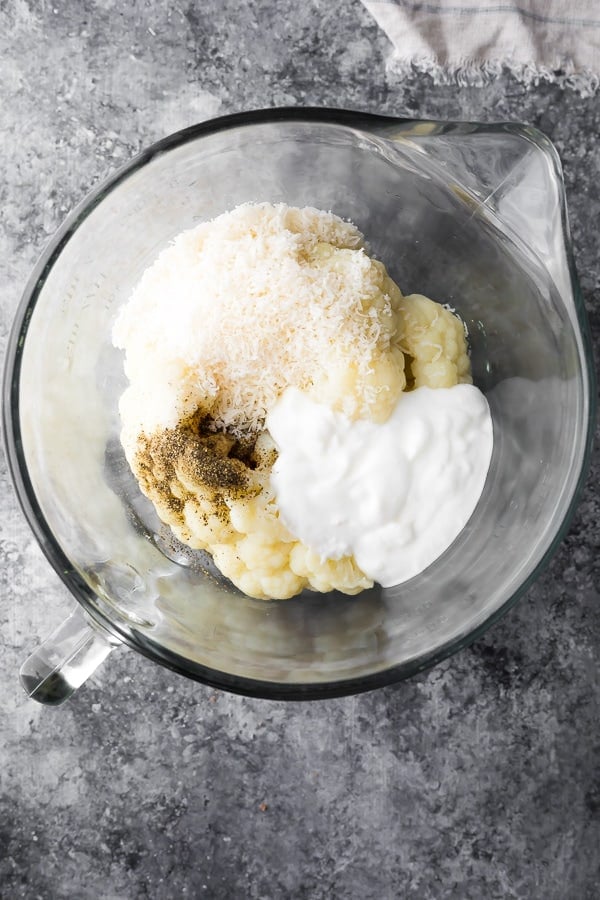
[362,0,600,91]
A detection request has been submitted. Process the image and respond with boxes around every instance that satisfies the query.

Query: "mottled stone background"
[1,2,599,898]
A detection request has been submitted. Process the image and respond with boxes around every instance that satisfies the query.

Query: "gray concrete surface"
[1,1,598,898]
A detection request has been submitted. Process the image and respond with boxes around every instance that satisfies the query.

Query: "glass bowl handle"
[19,606,119,705]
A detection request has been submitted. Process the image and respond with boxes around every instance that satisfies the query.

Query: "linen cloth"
[362,0,600,92]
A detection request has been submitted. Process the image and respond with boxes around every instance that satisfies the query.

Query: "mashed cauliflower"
[113,203,471,600]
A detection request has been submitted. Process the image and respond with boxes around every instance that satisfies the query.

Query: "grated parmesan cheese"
[112,202,404,444]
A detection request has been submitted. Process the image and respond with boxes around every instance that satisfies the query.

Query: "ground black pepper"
[134,411,266,530]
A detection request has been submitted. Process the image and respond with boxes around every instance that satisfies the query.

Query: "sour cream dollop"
[266,385,493,587]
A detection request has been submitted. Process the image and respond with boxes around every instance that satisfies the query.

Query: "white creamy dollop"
[266,385,493,587]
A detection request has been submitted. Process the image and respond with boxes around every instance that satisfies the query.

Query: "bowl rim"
[3,106,597,700]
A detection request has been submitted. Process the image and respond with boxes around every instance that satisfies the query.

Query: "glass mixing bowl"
[4,108,595,705]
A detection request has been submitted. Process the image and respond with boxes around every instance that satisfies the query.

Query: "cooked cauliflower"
[396,293,472,389]
[117,204,472,600]
[128,286,471,600]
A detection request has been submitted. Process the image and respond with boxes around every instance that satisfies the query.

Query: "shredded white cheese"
[112,202,401,441]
